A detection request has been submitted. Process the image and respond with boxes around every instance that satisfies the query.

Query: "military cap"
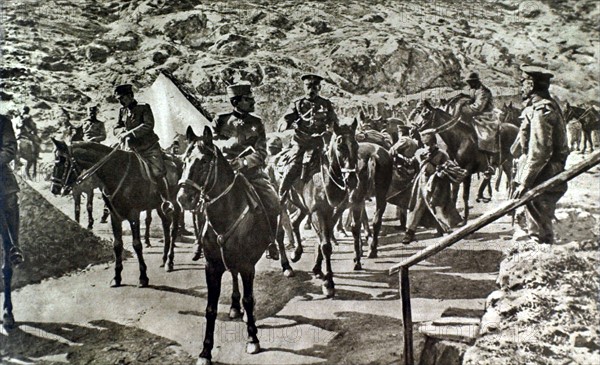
[397,125,411,133]
[420,128,437,142]
[387,117,404,126]
[520,65,554,81]
[464,72,480,82]
[114,84,133,96]
[23,106,30,112]
[88,105,98,112]
[226,82,253,99]
[301,73,324,82]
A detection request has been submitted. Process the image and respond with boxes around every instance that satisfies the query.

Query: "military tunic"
[514,95,569,244]
[213,111,279,214]
[460,84,497,152]
[114,100,165,178]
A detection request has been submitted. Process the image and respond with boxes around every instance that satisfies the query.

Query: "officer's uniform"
[213,110,279,215]
[82,107,107,143]
[278,74,339,198]
[1,114,24,265]
[17,111,41,155]
[514,66,569,244]
[460,73,497,153]
[113,96,166,178]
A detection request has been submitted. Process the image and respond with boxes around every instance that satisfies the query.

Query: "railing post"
[400,267,414,365]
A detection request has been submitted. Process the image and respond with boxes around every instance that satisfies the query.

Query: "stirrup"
[161,201,174,215]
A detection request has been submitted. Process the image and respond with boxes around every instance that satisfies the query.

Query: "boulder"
[164,13,208,42]
[419,338,468,365]
[86,43,110,63]
[209,34,257,57]
[360,13,385,23]
[305,19,331,34]
[152,51,169,65]
[114,34,139,51]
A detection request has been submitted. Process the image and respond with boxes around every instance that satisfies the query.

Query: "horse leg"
[198,262,225,365]
[311,211,325,279]
[241,268,261,354]
[451,181,460,205]
[290,210,306,263]
[362,207,372,241]
[157,208,175,272]
[74,191,81,224]
[351,205,362,270]
[129,217,149,287]
[495,167,503,192]
[144,209,152,247]
[368,198,386,259]
[476,178,487,202]
[319,210,335,298]
[275,218,294,277]
[281,208,295,249]
[86,191,94,230]
[100,204,110,224]
[460,176,472,225]
[2,241,15,329]
[229,271,242,319]
[110,214,124,287]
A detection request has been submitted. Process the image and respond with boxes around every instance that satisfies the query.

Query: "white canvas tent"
[141,71,212,150]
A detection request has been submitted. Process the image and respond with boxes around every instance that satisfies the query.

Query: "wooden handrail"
[390,150,600,275]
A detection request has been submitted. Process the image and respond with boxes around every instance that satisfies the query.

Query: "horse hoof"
[139,278,149,288]
[165,263,174,273]
[322,285,335,298]
[353,262,362,271]
[2,310,15,330]
[111,279,122,288]
[196,357,211,365]
[367,250,377,259]
[283,268,295,277]
[229,307,243,320]
[159,263,165,268]
[246,342,261,354]
[291,250,303,263]
[145,243,152,248]
[312,269,324,279]
[87,224,93,230]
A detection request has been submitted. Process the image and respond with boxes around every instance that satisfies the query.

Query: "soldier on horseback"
[16,106,41,157]
[190,82,280,261]
[511,65,569,245]
[277,73,340,202]
[113,84,174,215]
[457,72,497,172]
[82,105,106,143]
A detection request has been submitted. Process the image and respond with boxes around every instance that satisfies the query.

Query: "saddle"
[300,148,322,182]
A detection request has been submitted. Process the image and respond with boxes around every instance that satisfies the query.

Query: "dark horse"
[413,100,519,222]
[50,140,181,286]
[177,126,291,364]
[564,103,600,154]
[15,138,39,180]
[285,120,360,288]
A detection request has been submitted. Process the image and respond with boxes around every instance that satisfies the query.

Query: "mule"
[413,100,519,222]
[50,140,181,286]
[178,126,291,364]
[564,103,600,154]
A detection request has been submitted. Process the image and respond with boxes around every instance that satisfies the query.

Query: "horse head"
[330,118,359,190]
[50,138,81,196]
[178,126,233,212]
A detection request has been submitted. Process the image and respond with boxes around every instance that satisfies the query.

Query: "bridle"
[51,148,82,196]
[324,132,357,192]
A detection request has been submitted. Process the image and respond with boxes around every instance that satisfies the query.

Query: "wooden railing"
[388,151,600,365]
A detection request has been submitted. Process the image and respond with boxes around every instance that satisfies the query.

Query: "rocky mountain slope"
[1,0,598,134]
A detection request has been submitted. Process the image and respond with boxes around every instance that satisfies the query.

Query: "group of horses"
[12,97,591,364]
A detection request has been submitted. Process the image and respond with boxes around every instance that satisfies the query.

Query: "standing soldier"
[1,114,25,328]
[511,65,569,245]
[277,74,340,201]
[16,106,41,156]
[113,84,174,215]
[82,105,107,143]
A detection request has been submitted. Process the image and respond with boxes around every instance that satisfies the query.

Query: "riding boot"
[191,240,203,261]
[279,163,301,203]
[158,177,174,215]
[2,195,24,266]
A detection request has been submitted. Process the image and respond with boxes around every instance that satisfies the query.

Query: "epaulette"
[247,112,262,121]
[533,98,554,112]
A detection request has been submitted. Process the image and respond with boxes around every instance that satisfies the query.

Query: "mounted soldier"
[113,84,174,215]
[190,82,279,261]
[456,72,497,172]
[511,65,569,245]
[16,106,41,156]
[82,105,106,143]
[277,73,340,202]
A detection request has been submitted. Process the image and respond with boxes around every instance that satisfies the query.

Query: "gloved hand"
[230,158,245,171]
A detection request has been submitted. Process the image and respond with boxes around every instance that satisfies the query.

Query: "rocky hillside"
[1,0,598,134]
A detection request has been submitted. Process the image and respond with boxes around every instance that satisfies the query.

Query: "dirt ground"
[1,151,598,365]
